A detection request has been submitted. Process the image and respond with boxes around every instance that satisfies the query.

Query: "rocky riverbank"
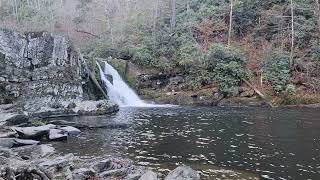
[0,107,201,180]
[0,144,200,180]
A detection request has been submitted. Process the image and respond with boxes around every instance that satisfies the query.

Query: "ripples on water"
[53,107,320,179]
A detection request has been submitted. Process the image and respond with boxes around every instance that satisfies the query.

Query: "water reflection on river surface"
[53,107,320,179]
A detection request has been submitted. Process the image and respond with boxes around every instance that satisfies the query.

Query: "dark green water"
[53,107,320,179]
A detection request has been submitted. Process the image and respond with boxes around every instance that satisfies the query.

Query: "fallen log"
[78,50,109,100]
[242,79,274,107]
[75,29,100,39]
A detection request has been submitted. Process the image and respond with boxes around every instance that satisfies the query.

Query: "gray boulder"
[72,168,97,180]
[165,166,200,180]
[12,124,56,139]
[49,129,68,141]
[139,171,158,180]
[93,158,132,173]
[60,126,81,136]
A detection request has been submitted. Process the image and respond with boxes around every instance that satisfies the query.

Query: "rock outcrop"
[0,29,118,115]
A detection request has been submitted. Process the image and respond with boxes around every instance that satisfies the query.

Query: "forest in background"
[1,0,320,105]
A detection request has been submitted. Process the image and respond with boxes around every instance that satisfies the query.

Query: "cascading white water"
[98,61,148,107]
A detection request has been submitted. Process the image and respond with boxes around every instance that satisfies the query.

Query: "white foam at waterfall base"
[97,61,150,107]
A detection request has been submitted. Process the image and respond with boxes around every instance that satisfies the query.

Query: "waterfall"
[98,61,148,107]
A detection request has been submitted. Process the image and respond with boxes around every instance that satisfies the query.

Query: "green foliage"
[233,0,261,36]
[205,44,248,96]
[214,61,246,96]
[31,119,48,126]
[285,84,296,95]
[186,65,213,90]
[311,46,320,62]
[175,34,203,68]
[263,53,290,92]
[133,45,154,66]
[181,44,248,93]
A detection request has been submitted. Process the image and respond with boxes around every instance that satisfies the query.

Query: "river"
[52,107,320,179]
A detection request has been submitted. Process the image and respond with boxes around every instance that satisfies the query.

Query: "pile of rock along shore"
[0,106,200,180]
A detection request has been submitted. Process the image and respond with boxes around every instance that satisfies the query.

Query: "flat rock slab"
[13,124,56,139]
[0,113,28,126]
[13,144,55,159]
[49,129,68,141]
[38,153,76,171]
[0,138,39,148]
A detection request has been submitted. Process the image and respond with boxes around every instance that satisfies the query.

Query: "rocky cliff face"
[0,29,111,113]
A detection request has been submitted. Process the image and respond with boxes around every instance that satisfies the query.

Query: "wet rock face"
[0,29,87,108]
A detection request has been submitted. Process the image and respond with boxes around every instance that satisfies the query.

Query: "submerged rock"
[60,126,81,136]
[0,138,39,148]
[49,129,68,141]
[49,119,130,129]
[165,166,200,180]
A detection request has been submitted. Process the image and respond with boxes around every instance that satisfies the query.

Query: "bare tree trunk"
[109,20,114,46]
[280,14,284,52]
[315,0,320,44]
[105,0,114,46]
[153,0,159,48]
[170,0,176,31]
[242,79,274,107]
[37,0,41,11]
[187,0,192,34]
[290,0,295,70]
[13,0,19,22]
[228,0,234,46]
